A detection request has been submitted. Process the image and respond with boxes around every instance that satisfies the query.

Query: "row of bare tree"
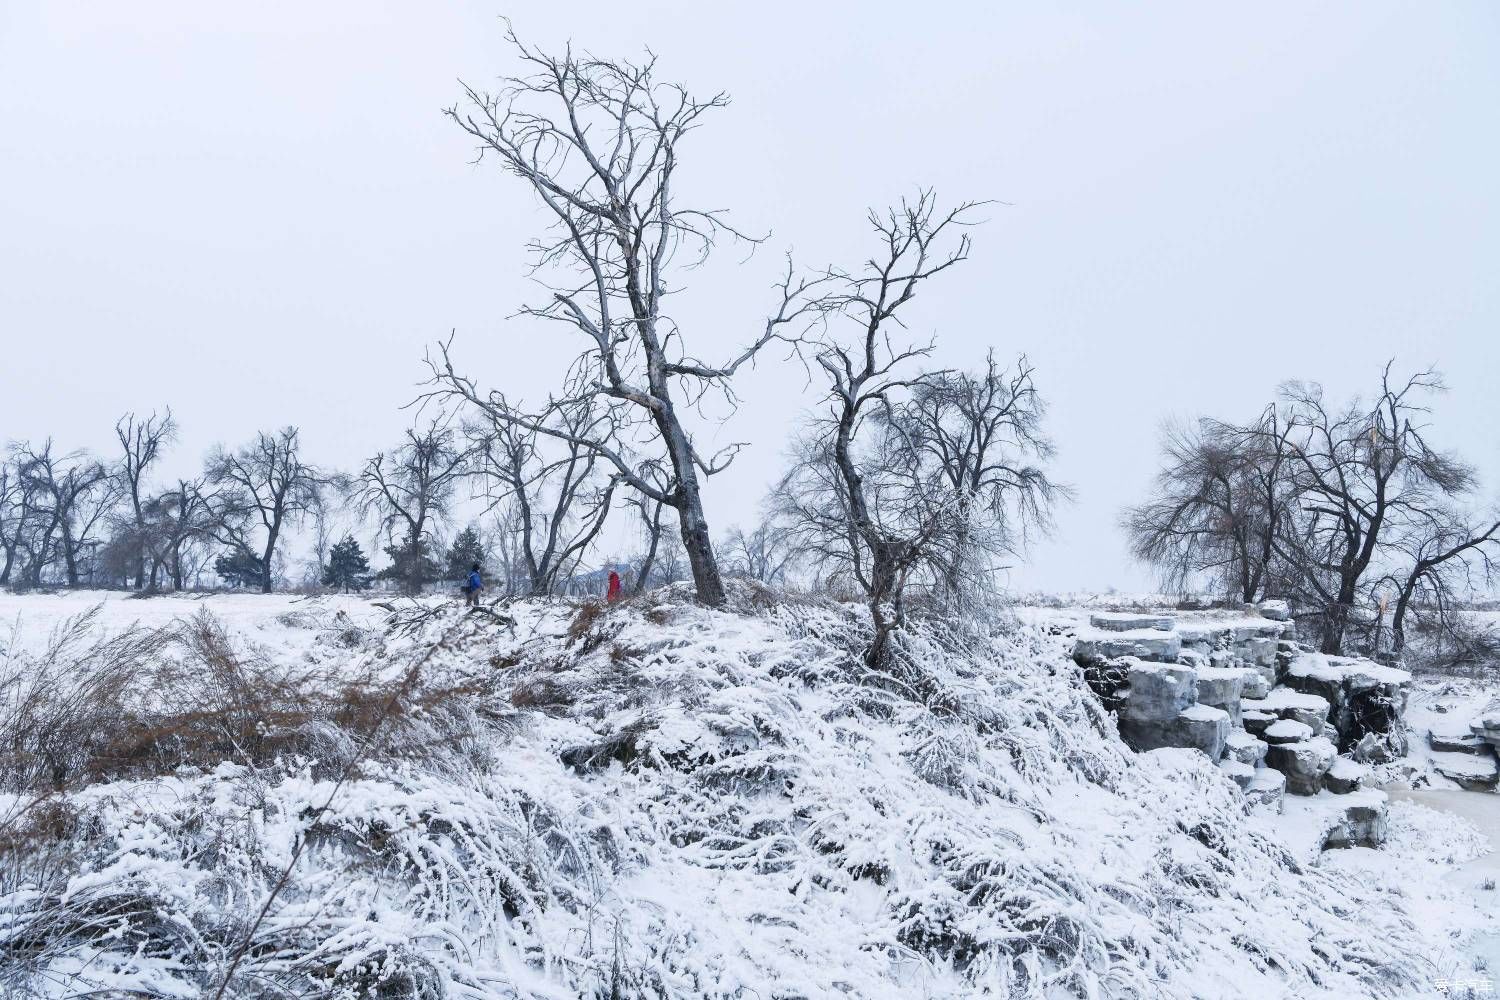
[0,418,327,594]
[1124,365,1499,659]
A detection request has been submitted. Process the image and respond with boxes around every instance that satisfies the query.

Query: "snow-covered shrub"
[0,588,1446,997]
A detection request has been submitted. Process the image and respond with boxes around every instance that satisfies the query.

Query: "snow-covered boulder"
[1432,751,1500,790]
[1074,629,1182,663]
[1243,687,1331,732]
[1089,611,1175,632]
[1218,757,1255,790]
[1282,653,1411,750]
[1245,767,1286,813]
[1429,727,1488,755]
[1117,659,1197,722]
[1263,718,1314,745]
[1323,756,1369,794]
[1194,665,1248,725]
[1321,790,1389,849]
[1122,702,1230,760]
[1256,598,1291,621]
[1225,728,1268,767]
[1265,736,1337,795]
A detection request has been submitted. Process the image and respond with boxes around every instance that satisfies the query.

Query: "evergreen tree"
[445,524,490,581]
[215,549,265,589]
[375,537,443,590]
[322,534,372,592]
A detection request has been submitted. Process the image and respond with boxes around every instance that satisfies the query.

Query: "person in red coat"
[606,569,622,603]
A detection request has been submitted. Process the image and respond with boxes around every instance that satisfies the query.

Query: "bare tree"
[900,353,1067,600]
[1124,406,1295,603]
[433,32,829,607]
[146,477,216,591]
[778,194,977,665]
[7,442,116,588]
[353,424,467,595]
[0,458,27,586]
[1269,366,1478,654]
[1380,507,1500,657]
[115,409,176,589]
[1125,363,1491,656]
[720,522,796,587]
[466,400,617,596]
[205,428,325,594]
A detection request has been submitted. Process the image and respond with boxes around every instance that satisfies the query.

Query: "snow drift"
[0,588,1445,997]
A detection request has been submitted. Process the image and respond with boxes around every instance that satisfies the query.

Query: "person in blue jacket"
[464,563,483,607]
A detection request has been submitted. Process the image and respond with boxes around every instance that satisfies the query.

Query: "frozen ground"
[0,588,1495,997]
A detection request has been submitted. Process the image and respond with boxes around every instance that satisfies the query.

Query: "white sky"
[2,2,1497,592]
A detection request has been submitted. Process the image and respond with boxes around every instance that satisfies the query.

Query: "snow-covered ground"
[0,588,1495,997]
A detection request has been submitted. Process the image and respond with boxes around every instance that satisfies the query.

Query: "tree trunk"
[260,526,279,594]
[676,493,725,608]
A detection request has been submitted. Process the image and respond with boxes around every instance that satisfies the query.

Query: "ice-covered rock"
[1265,736,1337,796]
[1323,756,1369,794]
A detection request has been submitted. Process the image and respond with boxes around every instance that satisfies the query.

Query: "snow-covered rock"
[1089,611,1175,632]
[1323,756,1369,794]
[1265,736,1338,796]
[1321,790,1390,849]
[1432,751,1500,790]
[1243,687,1331,731]
[1218,757,1255,790]
[1194,665,1248,725]
[1263,718,1315,745]
[1245,767,1286,813]
[1225,728,1268,767]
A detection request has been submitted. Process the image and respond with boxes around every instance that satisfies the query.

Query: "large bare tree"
[899,353,1067,600]
[1125,363,1491,656]
[1269,366,1477,654]
[7,441,116,588]
[115,409,176,589]
[434,33,828,607]
[1124,406,1295,603]
[354,424,467,595]
[778,194,977,664]
[206,428,325,594]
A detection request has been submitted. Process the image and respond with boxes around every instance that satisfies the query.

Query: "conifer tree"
[322,534,372,592]
[445,524,489,581]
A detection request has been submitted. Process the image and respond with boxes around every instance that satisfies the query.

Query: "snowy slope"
[0,587,1477,998]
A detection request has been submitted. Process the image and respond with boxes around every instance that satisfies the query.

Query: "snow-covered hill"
[0,588,1483,997]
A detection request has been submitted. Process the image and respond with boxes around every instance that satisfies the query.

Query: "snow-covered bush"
[0,588,1444,997]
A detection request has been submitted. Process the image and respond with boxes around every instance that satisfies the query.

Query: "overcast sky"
[2,2,1496,592]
